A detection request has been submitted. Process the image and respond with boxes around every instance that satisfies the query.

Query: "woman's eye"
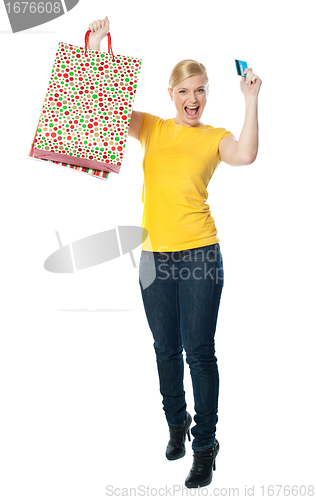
[197,89,204,93]
[179,90,186,94]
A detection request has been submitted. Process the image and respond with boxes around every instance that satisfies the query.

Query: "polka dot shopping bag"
[28,31,142,181]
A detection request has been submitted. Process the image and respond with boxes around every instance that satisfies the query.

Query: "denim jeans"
[139,243,224,451]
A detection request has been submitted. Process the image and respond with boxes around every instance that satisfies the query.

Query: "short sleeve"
[216,128,236,162]
[139,112,162,150]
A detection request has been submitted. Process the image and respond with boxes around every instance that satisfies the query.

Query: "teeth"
[186,106,198,109]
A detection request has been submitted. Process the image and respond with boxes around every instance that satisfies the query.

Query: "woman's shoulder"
[142,112,165,121]
[140,112,166,130]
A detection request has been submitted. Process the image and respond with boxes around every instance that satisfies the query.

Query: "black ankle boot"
[165,412,192,460]
[185,438,220,488]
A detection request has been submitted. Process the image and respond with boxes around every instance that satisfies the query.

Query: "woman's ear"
[168,87,173,101]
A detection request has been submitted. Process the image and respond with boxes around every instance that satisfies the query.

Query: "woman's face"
[168,73,209,127]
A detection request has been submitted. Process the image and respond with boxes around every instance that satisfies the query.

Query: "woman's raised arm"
[87,17,143,141]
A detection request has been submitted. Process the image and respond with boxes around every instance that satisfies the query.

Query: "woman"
[88,17,262,489]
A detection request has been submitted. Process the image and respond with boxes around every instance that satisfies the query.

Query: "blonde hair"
[168,59,208,89]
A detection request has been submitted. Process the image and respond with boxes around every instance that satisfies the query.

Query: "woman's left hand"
[240,68,262,97]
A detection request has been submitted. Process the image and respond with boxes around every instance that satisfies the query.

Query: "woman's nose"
[188,93,198,103]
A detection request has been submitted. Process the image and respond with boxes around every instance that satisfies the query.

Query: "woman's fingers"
[87,21,97,32]
[244,68,258,85]
[88,16,109,33]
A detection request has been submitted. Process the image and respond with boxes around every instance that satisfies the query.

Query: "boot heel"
[213,458,216,471]
[166,412,192,461]
[187,428,191,442]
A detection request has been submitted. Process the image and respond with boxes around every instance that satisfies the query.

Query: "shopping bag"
[28,30,142,180]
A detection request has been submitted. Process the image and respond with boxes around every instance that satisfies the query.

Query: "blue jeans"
[139,243,224,451]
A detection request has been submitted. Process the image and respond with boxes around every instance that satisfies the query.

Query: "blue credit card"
[235,60,248,76]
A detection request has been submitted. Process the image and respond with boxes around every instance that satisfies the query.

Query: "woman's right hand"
[87,16,110,50]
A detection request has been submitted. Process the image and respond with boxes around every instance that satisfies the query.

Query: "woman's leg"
[176,244,224,450]
[139,251,187,427]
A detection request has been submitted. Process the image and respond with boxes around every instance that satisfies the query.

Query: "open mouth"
[184,106,199,118]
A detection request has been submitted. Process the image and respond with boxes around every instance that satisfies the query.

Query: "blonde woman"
[88,17,262,489]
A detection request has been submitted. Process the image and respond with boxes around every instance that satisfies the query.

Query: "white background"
[1,0,315,498]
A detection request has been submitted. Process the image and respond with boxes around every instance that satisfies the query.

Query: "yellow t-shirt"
[138,113,235,252]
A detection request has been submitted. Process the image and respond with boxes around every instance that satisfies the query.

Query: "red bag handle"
[84,30,115,60]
